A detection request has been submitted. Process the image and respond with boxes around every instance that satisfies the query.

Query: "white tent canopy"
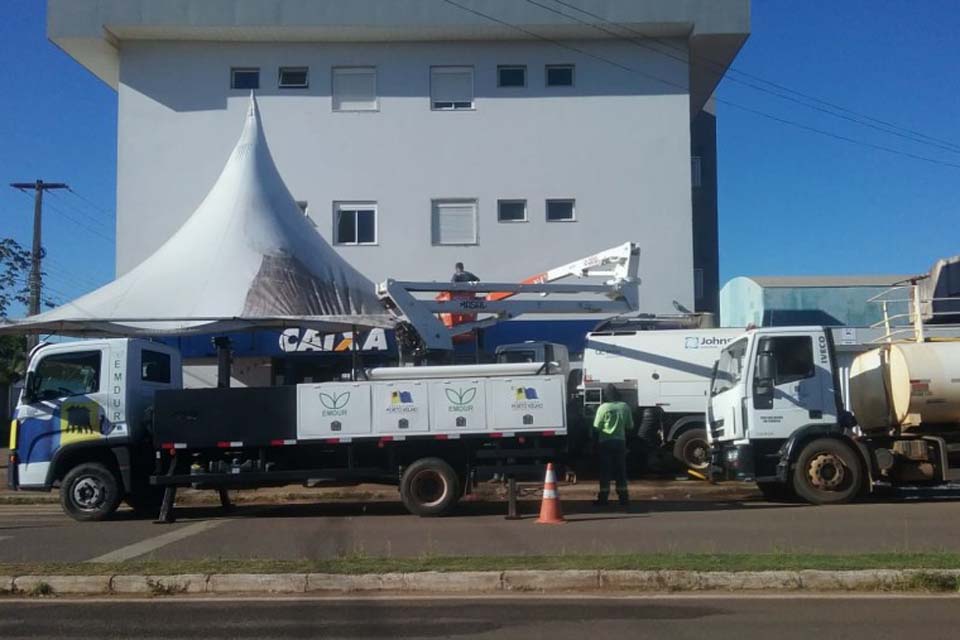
[1,94,394,337]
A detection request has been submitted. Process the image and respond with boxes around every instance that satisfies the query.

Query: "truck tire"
[60,462,122,522]
[673,428,710,472]
[792,438,863,505]
[400,458,461,517]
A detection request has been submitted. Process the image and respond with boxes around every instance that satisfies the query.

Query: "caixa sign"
[280,328,391,353]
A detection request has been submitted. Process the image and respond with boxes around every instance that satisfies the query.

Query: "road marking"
[86,520,225,563]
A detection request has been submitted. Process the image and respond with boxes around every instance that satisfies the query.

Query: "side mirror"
[754,352,776,408]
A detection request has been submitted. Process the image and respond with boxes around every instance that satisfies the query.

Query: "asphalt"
[0,595,958,639]
[3,492,960,563]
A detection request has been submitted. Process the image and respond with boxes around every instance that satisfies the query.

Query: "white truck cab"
[9,339,181,516]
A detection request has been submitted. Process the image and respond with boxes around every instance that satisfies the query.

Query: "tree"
[0,237,51,385]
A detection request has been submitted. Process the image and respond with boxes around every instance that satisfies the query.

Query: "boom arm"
[377,242,640,351]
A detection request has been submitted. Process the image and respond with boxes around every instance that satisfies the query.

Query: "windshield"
[711,338,748,397]
[497,350,538,364]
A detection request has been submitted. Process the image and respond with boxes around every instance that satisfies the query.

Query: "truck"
[581,323,742,472]
[6,243,641,521]
[707,281,960,503]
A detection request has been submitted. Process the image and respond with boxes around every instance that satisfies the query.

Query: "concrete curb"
[1,569,959,596]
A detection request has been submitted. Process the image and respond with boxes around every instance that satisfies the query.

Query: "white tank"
[850,342,960,431]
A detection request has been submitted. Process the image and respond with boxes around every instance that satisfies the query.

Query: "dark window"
[498,200,527,222]
[546,64,574,87]
[32,351,101,400]
[231,68,260,90]
[279,66,309,88]
[498,65,526,88]
[498,350,537,364]
[335,203,377,245]
[757,336,815,385]
[142,350,172,384]
[546,199,575,222]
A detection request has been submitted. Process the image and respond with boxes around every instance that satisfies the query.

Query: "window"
[431,66,474,110]
[231,67,260,90]
[497,199,527,223]
[757,336,815,385]
[279,66,309,89]
[497,65,526,87]
[546,64,574,87]
[334,202,377,245]
[691,156,702,188]
[546,199,575,222]
[711,338,747,397]
[432,199,478,245]
[141,350,171,384]
[32,351,101,400]
[694,268,704,300]
[332,67,378,111]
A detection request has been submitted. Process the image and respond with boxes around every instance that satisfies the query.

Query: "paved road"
[3,494,960,563]
[0,595,958,639]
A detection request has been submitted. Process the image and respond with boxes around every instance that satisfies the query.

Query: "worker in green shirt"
[593,385,634,506]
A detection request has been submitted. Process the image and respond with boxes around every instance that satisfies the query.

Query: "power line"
[442,0,960,171]
[14,188,115,244]
[65,186,116,222]
[545,0,960,154]
[48,189,115,231]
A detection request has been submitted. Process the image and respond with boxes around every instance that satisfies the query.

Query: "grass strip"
[1,552,959,576]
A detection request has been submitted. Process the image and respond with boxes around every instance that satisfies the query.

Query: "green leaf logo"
[320,391,351,410]
[445,387,477,406]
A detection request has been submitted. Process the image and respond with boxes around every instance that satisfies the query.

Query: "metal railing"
[867,278,960,343]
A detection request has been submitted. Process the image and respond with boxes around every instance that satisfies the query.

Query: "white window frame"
[432,199,479,245]
[545,64,575,87]
[332,66,379,112]
[333,201,378,246]
[278,66,309,89]
[497,65,527,88]
[546,199,576,222]
[497,199,528,223]
[230,67,260,90]
[430,66,475,111]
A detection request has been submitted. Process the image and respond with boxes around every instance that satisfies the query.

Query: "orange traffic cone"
[536,463,566,524]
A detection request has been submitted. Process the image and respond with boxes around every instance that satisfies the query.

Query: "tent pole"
[214,336,232,388]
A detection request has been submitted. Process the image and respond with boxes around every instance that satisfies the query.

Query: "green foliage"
[0,335,27,384]
[0,238,32,318]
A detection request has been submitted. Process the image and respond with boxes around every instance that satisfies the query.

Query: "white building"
[49,0,748,312]
[46,1,748,382]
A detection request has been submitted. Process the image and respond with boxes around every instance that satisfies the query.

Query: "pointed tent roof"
[0,94,393,337]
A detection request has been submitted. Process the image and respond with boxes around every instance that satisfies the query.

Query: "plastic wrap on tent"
[0,93,394,337]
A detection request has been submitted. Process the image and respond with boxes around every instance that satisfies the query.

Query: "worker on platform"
[593,384,633,507]
[451,262,480,283]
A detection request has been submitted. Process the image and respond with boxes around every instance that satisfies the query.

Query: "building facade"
[48,1,748,380]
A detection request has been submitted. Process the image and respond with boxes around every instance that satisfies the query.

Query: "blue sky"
[1,1,959,316]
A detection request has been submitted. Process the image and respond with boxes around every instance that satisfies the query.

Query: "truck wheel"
[400,458,461,517]
[60,463,122,522]
[673,428,710,472]
[792,438,863,505]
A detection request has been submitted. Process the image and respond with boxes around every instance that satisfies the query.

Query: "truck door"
[14,347,107,487]
[748,334,832,439]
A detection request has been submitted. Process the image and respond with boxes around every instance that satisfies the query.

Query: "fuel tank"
[850,341,960,431]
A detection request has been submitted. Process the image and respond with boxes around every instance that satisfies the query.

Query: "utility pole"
[9,180,68,348]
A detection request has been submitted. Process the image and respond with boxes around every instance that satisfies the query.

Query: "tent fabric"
[0,93,394,337]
